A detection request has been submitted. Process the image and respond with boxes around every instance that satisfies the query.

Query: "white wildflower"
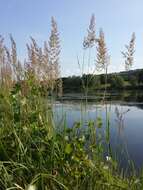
[106,156,111,161]
[27,184,37,190]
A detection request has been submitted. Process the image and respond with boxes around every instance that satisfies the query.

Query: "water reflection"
[59,90,143,104]
[54,94,143,171]
[115,106,130,135]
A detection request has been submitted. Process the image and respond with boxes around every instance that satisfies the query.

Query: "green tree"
[137,70,143,85]
[110,75,124,89]
[129,75,137,88]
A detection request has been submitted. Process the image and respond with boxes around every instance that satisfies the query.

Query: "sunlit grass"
[0,14,142,190]
[0,81,143,190]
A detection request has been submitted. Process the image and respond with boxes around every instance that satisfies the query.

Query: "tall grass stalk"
[0,15,142,190]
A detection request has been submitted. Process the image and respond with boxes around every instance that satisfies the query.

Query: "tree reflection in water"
[115,106,130,135]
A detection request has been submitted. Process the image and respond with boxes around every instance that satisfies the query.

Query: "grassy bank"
[0,16,142,190]
[0,78,143,190]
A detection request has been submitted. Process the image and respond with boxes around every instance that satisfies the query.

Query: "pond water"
[54,91,143,172]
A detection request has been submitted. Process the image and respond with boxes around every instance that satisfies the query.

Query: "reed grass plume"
[122,32,136,71]
[96,28,109,72]
[83,14,96,49]
[0,17,62,97]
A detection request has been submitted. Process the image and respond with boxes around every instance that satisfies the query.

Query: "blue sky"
[0,0,143,76]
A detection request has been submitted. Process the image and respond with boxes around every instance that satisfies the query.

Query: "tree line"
[62,69,143,93]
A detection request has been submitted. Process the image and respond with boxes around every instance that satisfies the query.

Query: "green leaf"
[96,117,102,128]
[65,143,73,154]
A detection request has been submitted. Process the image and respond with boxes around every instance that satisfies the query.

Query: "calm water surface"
[54,92,143,171]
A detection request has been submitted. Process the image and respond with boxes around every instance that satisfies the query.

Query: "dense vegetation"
[0,15,143,190]
[2,81,143,190]
[62,69,143,93]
